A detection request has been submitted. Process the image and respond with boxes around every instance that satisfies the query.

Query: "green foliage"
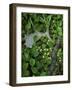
[22,70,30,77]
[31,67,38,74]
[23,63,28,70]
[21,13,63,77]
[40,71,47,76]
[30,58,35,67]
[30,46,39,57]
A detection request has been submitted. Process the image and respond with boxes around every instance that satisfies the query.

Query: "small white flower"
[40,49,42,52]
[44,53,46,55]
[59,60,61,62]
[47,42,48,44]
[47,53,49,55]
[46,49,48,51]
[43,56,44,58]
[44,48,46,51]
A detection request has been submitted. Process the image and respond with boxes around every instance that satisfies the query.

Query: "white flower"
[44,49,46,51]
[46,49,48,51]
[40,49,42,52]
[44,53,46,55]
[43,56,44,58]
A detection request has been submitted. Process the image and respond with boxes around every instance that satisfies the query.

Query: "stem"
[46,29,52,40]
[46,15,52,40]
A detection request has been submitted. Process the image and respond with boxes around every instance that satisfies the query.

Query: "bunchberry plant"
[21,13,63,77]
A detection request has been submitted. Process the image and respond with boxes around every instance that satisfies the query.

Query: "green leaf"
[46,58,51,65]
[30,58,35,67]
[24,53,29,58]
[40,71,47,76]
[58,31,62,36]
[31,67,38,74]
[36,61,42,69]
[48,41,53,47]
[25,21,31,30]
[22,70,30,77]
[33,35,39,42]
[42,44,46,49]
[31,46,39,57]
[23,63,28,70]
